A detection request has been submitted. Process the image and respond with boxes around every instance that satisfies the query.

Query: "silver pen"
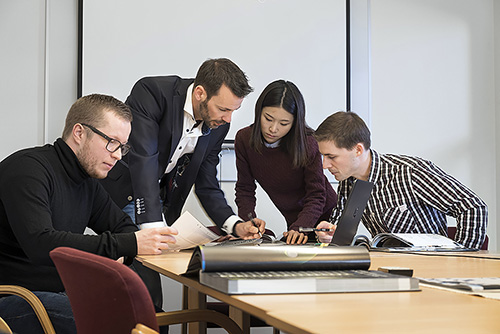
[299,227,335,233]
[248,213,263,238]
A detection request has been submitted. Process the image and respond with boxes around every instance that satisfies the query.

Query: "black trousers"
[130,258,163,309]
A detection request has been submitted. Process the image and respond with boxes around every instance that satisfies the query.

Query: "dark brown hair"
[193,58,253,100]
[314,111,371,150]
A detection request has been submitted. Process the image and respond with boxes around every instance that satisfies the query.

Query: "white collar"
[264,139,281,148]
[183,83,195,119]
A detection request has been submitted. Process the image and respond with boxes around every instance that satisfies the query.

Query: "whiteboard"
[82,0,347,140]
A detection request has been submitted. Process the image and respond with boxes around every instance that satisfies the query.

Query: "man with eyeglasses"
[0,94,177,334]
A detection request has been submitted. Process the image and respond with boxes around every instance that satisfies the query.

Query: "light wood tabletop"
[138,250,500,334]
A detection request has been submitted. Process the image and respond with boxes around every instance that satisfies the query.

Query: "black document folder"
[184,245,419,294]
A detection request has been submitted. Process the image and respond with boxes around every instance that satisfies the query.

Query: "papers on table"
[419,277,500,300]
[165,211,219,251]
[384,233,460,248]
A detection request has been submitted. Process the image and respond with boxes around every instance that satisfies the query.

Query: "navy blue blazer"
[101,76,235,228]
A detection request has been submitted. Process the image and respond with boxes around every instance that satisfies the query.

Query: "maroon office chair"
[447,227,488,250]
[49,247,242,334]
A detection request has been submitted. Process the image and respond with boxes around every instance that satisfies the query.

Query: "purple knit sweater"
[235,126,337,231]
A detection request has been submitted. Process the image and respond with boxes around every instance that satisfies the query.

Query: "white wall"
[81,0,347,141]
[496,0,500,254]
[1,0,46,159]
[368,0,497,250]
[0,0,77,160]
[45,0,79,141]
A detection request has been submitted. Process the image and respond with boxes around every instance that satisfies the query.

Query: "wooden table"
[138,250,500,334]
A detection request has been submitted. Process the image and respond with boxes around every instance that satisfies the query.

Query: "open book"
[184,244,419,294]
[353,233,473,251]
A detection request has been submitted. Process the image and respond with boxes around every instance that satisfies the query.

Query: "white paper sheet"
[420,277,500,301]
[392,233,460,247]
[165,211,220,251]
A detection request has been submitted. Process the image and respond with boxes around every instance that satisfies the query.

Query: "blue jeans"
[123,200,136,224]
[0,292,168,334]
[0,291,76,334]
[123,200,166,226]
[123,201,165,328]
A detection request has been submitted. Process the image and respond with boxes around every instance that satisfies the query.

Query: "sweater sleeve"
[234,128,257,220]
[1,155,138,266]
[86,182,138,255]
[288,137,327,231]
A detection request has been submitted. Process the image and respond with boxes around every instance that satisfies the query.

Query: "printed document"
[165,211,219,251]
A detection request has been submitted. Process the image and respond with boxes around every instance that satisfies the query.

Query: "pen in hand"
[248,213,263,238]
[298,227,335,233]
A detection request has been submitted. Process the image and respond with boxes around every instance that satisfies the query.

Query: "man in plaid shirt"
[314,111,487,249]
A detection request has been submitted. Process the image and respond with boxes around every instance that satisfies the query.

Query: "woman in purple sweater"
[235,80,337,244]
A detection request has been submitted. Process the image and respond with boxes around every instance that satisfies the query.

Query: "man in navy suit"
[100,58,264,306]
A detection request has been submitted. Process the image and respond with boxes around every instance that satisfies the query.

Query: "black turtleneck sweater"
[0,139,138,292]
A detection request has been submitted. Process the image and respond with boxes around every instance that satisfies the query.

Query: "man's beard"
[77,144,105,179]
[199,99,225,129]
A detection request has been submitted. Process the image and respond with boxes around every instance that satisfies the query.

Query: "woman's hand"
[283,230,308,244]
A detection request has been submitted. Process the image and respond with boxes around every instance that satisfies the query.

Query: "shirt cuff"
[222,215,243,236]
[139,221,166,229]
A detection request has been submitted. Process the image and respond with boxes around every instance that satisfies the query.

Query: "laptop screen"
[330,179,374,246]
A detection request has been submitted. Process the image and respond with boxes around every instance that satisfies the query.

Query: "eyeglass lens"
[107,140,130,155]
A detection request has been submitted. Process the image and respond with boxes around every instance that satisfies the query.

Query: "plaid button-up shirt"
[329,150,487,249]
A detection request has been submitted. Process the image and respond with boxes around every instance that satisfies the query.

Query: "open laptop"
[330,179,374,246]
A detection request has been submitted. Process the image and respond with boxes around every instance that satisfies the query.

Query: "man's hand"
[283,230,308,244]
[135,226,178,255]
[315,221,336,243]
[234,218,266,239]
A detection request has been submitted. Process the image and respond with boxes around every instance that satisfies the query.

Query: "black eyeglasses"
[81,123,131,156]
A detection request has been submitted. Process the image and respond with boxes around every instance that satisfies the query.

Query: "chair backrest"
[50,247,159,334]
[0,316,13,334]
[447,227,488,250]
[132,323,159,334]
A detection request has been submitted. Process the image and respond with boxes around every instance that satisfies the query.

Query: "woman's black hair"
[250,80,312,168]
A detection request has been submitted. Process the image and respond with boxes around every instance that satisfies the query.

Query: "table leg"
[181,285,188,334]
[229,305,250,334]
[187,287,207,334]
